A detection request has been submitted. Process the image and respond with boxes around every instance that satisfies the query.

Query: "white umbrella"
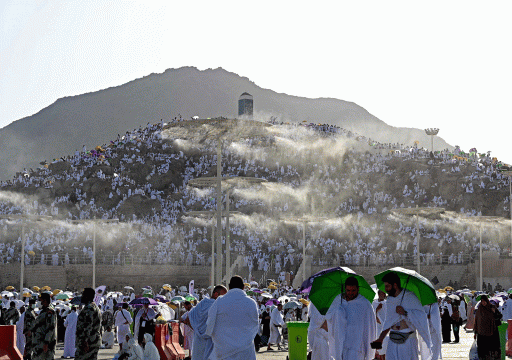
[260,293,272,299]
[250,281,259,287]
[278,296,290,303]
[124,286,134,291]
[13,300,25,309]
[283,301,301,310]
[1,291,14,297]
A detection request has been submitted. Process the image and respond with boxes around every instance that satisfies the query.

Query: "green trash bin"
[286,321,309,360]
[498,321,508,360]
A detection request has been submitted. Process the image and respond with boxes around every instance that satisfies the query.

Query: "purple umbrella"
[154,295,166,302]
[129,297,158,306]
[265,299,280,306]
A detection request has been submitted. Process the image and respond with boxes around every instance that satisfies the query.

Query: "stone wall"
[0,264,210,291]
[478,251,512,289]
[0,260,484,291]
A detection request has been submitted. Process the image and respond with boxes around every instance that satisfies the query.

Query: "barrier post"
[506,319,512,357]
[0,325,23,360]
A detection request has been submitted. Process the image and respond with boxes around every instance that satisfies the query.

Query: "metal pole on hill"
[416,214,420,274]
[302,222,306,283]
[216,138,223,285]
[68,218,118,288]
[21,225,25,294]
[211,225,215,288]
[499,170,512,256]
[479,223,483,291]
[93,219,96,289]
[0,215,52,298]
[226,189,231,281]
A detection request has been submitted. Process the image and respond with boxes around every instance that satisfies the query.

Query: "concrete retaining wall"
[0,264,210,291]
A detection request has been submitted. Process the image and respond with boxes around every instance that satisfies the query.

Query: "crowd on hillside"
[0,118,510,276]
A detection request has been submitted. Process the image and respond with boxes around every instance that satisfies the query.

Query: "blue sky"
[1,1,511,162]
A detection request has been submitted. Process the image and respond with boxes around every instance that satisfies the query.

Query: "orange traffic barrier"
[0,326,22,360]
[507,319,512,356]
[155,324,172,360]
[170,322,186,360]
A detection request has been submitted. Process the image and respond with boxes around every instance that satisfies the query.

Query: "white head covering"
[143,333,160,360]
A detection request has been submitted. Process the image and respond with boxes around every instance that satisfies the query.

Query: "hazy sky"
[1,1,511,161]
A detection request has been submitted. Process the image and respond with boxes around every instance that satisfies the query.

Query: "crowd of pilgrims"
[2,278,511,360]
[0,118,510,275]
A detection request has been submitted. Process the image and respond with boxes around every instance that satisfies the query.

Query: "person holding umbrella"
[371,272,432,360]
[338,276,377,360]
[133,299,159,345]
[474,295,502,360]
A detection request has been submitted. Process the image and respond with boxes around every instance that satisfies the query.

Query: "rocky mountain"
[0,66,452,180]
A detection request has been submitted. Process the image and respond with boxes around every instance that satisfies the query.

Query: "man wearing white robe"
[340,276,377,360]
[373,272,432,360]
[325,294,347,360]
[373,290,388,360]
[187,285,227,360]
[502,294,512,321]
[267,303,285,350]
[180,302,194,354]
[206,276,259,360]
[308,302,329,360]
[63,306,78,358]
[421,304,442,360]
[115,303,133,351]
[134,304,157,344]
[16,307,25,355]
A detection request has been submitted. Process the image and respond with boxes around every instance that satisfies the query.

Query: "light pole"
[424,128,439,152]
[67,218,118,288]
[466,216,510,291]
[186,210,241,286]
[169,117,271,284]
[281,216,328,283]
[188,176,267,284]
[500,170,512,256]
[0,214,52,296]
[390,207,445,274]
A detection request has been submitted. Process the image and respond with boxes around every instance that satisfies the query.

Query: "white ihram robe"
[16,312,25,354]
[373,299,389,355]
[115,309,133,345]
[206,288,259,360]
[341,294,377,360]
[63,311,78,358]
[381,289,432,360]
[325,294,347,360]
[501,298,512,320]
[181,311,194,353]
[269,307,285,344]
[188,298,215,360]
[307,302,329,360]
[421,304,442,360]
